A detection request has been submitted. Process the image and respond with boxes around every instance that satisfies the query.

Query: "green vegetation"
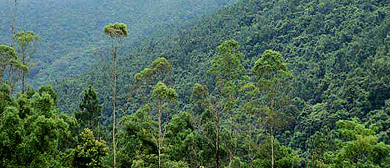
[1,0,390,167]
[0,0,237,86]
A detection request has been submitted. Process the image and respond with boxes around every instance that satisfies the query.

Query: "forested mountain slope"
[53,0,390,165]
[0,0,236,86]
[1,0,390,167]
[57,0,390,114]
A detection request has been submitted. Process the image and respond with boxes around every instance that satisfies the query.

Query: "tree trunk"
[112,45,117,168]
[307,149,310,168]
[158,100,162,168]
[0,65,5,83]
[270,87,275,168]
[249,114,252,167]
[22,46,26,93]
[12,0,17,47]
[8,65,14,93]
[216,109,220,168]
[271,128,274,168]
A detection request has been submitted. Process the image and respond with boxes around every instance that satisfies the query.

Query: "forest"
[1,0,390,167]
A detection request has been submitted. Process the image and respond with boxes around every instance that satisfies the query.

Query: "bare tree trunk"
[12,0,17,47]
[9,0,17,93]
[112,45,117,168]
[0,65,6,83]
[249,114,253,167]
[21,72,25,91]
[271,129,274,168]
[22,46,26,93]
[8,65,14,93]
[216,108,220,168]
[307,149,310,168]
[158,100,162,168]
[271,87,275,168]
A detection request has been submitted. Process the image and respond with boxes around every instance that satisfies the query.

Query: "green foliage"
[208,39,244,84]
[15,31,39,48]
[0,45,17,59]
[0,45,25,86]
[15,31,39,74]
[38,85,58,105]
[152,81,178,101]
[190,83,209,115]
[73,128,108,167]
[0,106,23,166]
[103,23,128,38]
[117,104,158,168]
[0,84,72,167]
[330,120,390,168]
[251,138,301,168]
[0,45,18,80]
[75,85,103,130]
[0,83,16,114]
[253,50,290,81]
[2,0,390,167]
[150,57,173,75]
[1,0,237,85]
[165,111,203,166]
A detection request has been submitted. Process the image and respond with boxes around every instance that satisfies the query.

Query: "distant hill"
[0,0,237,86]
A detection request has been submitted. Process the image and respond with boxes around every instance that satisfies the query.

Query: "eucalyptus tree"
[134,57,173,105]
[15,31,39,92]
[190,83,218,167]
[103,22,128,168]
[152,81,178,168]
[251,50,292,168]
[240,75,260,165]
[0,45,17,82]
[206,39,244,168]
[0,45,26,91]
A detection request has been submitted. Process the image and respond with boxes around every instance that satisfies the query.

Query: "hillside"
[56,0,390,113]
[0,0,237,86]
[1,0,390,167]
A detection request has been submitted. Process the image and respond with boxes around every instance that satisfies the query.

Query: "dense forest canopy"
[0,0,237,86]
[1,0,390,167]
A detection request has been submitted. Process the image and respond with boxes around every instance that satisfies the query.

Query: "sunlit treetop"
[253,50,291,80]
[152,81,178,101]
[0,45,27,72]
[103,22,128,38]
[15,31,40,45]
[0,45,17,59]
[190,83,209,103]
[216,39,239,55]
[151,57,173,73]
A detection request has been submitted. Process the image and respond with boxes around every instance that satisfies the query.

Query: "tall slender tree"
[103,22,128,168]
[0,45,17,82]
[207,39,244,167]
[15,31,39,93]
[152,81,178,168]
[252,50,292,168]
[0,45,26,91]
[133,57,173,106]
